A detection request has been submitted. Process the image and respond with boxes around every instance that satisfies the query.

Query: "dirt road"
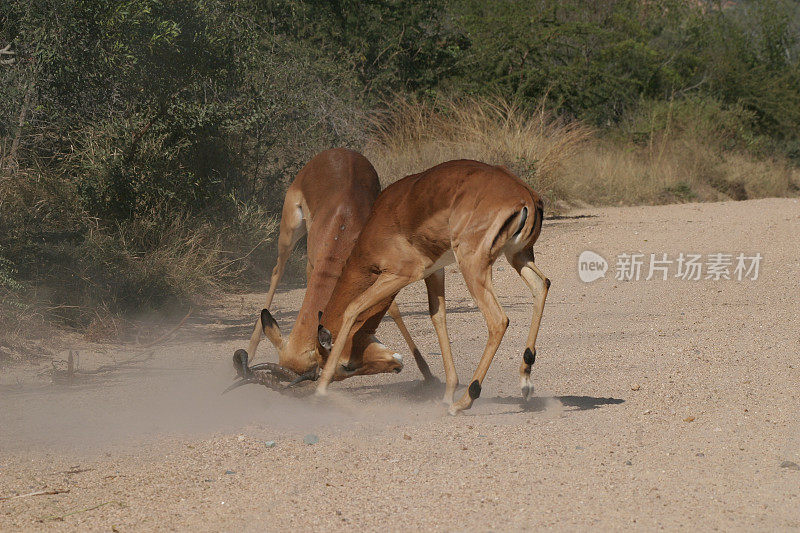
[1,198,799,531]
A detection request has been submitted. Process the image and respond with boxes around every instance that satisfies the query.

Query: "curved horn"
[223,378,258,394]
[233,349,250,378]
[223,349,254,394]
[287,366,319,387]
[248,362,300,382]
[224,348,305,394]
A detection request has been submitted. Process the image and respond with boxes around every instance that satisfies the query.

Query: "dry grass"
[364,96,593,208]
[566,136,800,206]
[364,96,799,210]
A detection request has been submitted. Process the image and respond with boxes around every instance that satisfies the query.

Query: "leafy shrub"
[0,0,798,342]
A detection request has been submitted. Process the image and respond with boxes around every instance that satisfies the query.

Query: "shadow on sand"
[344,378,624,414]
[489,394,624,412]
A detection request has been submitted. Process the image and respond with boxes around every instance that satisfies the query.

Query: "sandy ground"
[1,198,799,531]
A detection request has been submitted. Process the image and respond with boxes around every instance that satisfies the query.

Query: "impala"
[230,148,434,390]
[313,160,550,414]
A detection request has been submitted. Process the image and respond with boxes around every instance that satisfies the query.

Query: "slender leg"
[507,248,549,400]
[449,259,508,415]
[425,269,458,403]
[264,205,306,310]
[246,198,306,364]
[387,300,435,381]
[316,273,409,395]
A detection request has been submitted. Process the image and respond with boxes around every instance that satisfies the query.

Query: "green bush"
[618,97,769,154]
[0,0,798,335]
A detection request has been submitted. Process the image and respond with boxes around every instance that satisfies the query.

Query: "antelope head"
[315,313,405,380]
[225,308,404,393]
[224,309,319,394]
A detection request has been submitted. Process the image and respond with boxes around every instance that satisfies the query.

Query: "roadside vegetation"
[1,0,798,347]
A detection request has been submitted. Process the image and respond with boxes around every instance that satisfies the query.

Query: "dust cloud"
[0,346,358,453]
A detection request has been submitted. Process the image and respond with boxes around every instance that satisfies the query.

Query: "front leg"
[387,300,435,381]
[425,269,458,404]
[316,273,409,395]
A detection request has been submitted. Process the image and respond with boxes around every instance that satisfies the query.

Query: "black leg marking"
[468,380,481,400]
[545,278,551,289]
[523,348,536,366]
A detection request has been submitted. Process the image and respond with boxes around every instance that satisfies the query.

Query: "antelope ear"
[317,324,332,351]
[260,309,284,350]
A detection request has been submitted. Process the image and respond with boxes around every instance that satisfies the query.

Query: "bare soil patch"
[1,198,799,531]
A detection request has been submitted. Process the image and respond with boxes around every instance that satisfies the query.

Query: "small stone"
[403,434,412,441]
[683,416,695,422]
[631,384,641,391]
[225,470,235,475]
[304,434,319,445]
[412,468,419,475]
[237,435,245,442]
[780,461,800,471]
[264,441,276,448]
[696,452,705,457]
[624,460,632,466]
[575,446,584,450]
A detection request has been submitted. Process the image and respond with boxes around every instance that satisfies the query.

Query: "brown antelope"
[312,160,550,414]
[232,148,434,388]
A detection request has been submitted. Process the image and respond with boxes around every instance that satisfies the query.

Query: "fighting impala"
[310,159,550,414]
[227,148,434,391]
[231,158,550,415]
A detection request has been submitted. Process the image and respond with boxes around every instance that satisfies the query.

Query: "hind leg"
[316,273,410,395]
[448,255,508,415]
[506,247,549,400]
[246,189,306,363]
